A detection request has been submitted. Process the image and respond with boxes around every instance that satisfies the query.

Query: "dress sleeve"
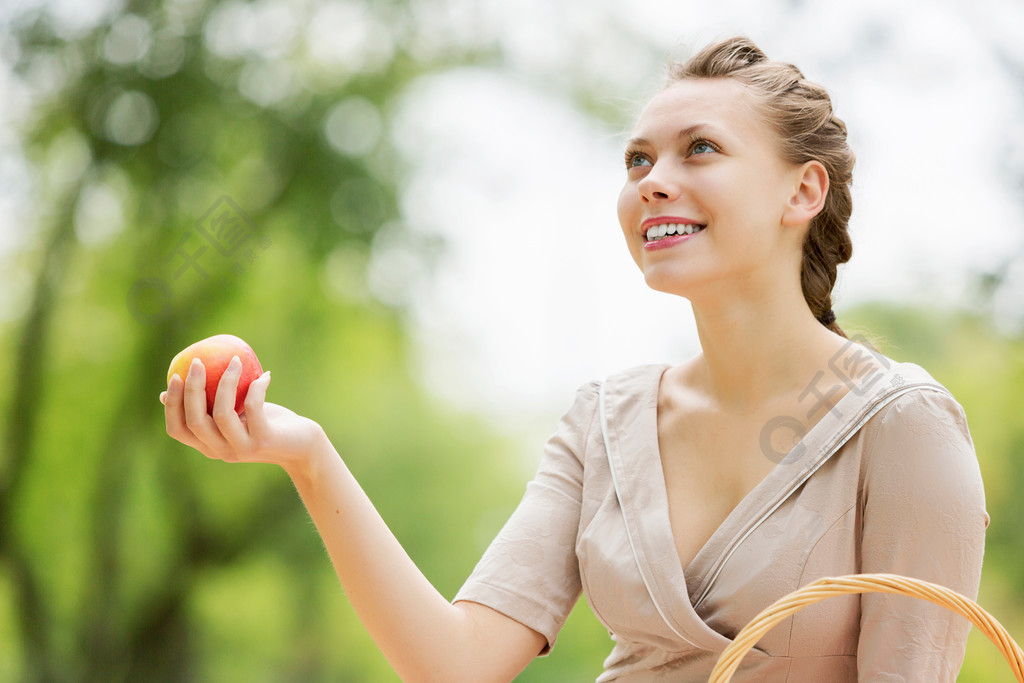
[857,388,989,682]
[453,380,599,655]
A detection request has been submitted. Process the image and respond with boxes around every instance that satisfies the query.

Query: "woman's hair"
[668,37,853,338]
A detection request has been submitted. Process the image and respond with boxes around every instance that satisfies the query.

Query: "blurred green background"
[1,0,1022,681]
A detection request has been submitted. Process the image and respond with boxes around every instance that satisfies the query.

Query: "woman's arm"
[856,389,988,681]
[162,356,546,682]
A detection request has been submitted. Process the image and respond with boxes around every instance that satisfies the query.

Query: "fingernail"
[229,355,241,371]
[159,391,167,405]
[189,358,202,377]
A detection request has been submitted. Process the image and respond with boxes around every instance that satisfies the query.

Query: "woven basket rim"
[707,572,1024,682]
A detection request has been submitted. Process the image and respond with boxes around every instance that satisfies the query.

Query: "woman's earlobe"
[783,161,829,226]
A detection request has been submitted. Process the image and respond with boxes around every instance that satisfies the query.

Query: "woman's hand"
[161,356,322,470]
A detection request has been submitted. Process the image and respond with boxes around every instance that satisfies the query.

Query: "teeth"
[645,223,705,240]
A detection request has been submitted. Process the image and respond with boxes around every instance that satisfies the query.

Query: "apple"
[166,334,263,414]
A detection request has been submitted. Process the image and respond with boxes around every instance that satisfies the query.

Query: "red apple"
[166,334,263,414]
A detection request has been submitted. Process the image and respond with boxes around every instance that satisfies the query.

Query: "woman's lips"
[643,229,703,251]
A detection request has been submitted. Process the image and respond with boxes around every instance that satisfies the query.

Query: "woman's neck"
[689,294,843,413]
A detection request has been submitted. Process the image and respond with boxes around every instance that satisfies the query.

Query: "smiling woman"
[453,36,986,681]
[162,35,988,682]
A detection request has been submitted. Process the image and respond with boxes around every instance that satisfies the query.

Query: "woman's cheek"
[616,184,635,231]
[617,186,642,267]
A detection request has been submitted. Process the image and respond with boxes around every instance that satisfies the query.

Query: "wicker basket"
[708,573,1024,682]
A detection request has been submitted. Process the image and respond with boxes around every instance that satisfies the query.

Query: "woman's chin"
[642,269,702,298]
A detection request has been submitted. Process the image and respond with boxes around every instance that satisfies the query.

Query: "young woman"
[162,36,988,681]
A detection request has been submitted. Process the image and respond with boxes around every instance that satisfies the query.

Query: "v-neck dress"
[453,358,988,681]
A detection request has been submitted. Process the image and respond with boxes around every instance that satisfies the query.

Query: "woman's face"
[617,78,804,300]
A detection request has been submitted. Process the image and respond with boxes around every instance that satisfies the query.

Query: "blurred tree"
[0,0,597,680]
[969,17,1024,337]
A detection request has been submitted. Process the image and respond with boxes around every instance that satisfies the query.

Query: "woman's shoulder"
[557,363,670,435]
[564,363,672,403]
[866,358,967,429]
[601,362,673,388]
[857,358,978,474]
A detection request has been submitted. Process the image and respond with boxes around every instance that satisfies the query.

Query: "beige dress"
[454,357,988,681]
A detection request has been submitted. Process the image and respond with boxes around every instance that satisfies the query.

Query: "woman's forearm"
[281,428,541,682]
[162,362,541,680]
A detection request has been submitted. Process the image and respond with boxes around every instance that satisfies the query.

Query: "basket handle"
[707,573,1024,682]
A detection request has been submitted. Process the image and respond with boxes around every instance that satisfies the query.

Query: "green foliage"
[0,0,622,679]
[0,0,548,680]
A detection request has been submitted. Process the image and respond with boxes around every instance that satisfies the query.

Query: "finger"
[214,356,250,452]
[213,355,242,417]
[182,358,229,452]
[164,374,207,451]
[241,370,272,436]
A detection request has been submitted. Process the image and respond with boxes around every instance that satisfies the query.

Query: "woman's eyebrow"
[676,123,717,139]
[625,123,720,149]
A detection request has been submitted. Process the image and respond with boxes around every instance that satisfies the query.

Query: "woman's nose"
[636,163,680,203]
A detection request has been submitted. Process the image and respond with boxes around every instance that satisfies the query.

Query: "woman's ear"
[782,160,829,227]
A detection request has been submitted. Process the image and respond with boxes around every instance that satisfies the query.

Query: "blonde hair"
[668,37,854,338]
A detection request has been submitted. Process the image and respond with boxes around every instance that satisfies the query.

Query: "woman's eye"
[688,137,720,156]
[625,153,652,169]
